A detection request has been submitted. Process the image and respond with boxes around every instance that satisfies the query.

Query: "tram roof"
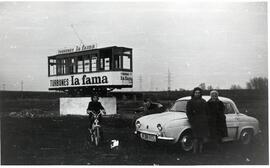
[48,46,132,58]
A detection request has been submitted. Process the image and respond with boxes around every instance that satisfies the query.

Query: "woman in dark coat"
[207,90,228,150]
[186,87,209,153]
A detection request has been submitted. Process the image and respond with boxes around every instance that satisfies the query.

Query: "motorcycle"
[87,110,105,146]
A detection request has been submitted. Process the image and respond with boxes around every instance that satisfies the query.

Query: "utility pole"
[167,69,172,91]
[21,80,24,98]
[166,69,172,100]
[2,83,5,91]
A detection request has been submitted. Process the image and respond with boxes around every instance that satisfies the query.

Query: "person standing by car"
[186,87,209,154]
[207,90,228,151]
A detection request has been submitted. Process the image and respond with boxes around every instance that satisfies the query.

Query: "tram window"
[70,58,76,74]
[65,59,70,74]
[115,59,118,69]
[104,58,110,70]
[77,57,83,73]
[100,58,104,70]
[123,50,131,55]
[49,59,56,76]
[56,59,66,75]
[56,59,61,75]
[224,103,235,114]
[61,59,66,74]
[114,55,122,69]
[91,56,97,72]
[123,55,131,70]
[84,58,90,72]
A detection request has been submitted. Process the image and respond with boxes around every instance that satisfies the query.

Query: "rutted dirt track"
[1,116,268,165]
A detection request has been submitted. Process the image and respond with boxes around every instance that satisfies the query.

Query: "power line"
[70,24,85,46]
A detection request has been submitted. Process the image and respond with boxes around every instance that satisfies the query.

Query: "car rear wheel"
[240,129,253,145]
[178,131,193,152]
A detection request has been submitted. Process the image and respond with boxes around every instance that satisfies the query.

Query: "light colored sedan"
[134,96,261,152]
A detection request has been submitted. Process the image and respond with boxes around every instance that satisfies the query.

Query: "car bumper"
[134,130,175,142]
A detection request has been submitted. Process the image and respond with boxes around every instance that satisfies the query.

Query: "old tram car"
[48,46,133,96]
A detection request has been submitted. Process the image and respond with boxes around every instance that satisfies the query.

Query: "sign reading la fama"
[58,44,97,54]
[50,75,108,87]
[49,71,133,89]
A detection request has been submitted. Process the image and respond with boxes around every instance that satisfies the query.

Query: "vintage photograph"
[0,0,268,165]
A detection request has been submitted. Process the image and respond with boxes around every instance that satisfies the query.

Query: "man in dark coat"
[207,90,228,150]
[186,87,209,154]
[132,97,165,127]
[142,97,165,115]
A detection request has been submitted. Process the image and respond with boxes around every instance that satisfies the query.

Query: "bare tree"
[207,85,213,90]
[215,86,220,90]
[246,77,268,90]
[199,83,206,90]
[230,84,242,90]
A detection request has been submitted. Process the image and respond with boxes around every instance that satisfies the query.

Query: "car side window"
[224,103,235,114]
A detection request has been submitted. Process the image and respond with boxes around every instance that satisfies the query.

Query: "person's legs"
[87,115,94,144]
[209,135,217,149]
[198,138,204,153]
[88,114,94,130]
[193,138,198,154]
[216,137,223,152]
[99,115,104,140]
[98,115,102,124]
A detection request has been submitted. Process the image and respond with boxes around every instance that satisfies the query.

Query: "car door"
[223,102,240,141]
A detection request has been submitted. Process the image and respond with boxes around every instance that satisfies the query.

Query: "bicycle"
[87,110,106,146]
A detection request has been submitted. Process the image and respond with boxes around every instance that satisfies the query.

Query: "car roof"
[177,96,233,103]
[176,96,239,114]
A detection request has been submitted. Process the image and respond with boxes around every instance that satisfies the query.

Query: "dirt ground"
[1,116,268,165]
[1,90,268,165]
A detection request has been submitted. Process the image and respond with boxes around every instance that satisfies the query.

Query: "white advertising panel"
[49,71,132,89]
[60,97,116,116]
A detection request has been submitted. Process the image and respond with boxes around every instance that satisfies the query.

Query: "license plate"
[140,133,156,142]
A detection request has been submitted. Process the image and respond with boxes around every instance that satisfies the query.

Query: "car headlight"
[157,124,162,131]
[135,121,141,128]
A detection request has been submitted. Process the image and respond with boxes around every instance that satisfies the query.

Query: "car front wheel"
[178,131,193,152]
[240,129,253,145]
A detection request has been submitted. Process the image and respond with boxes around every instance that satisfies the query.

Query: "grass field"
[0,90,268,165]
[1,90,268,132]
[1,116,268,165]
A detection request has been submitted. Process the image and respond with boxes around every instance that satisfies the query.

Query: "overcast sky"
[0,1,267,91]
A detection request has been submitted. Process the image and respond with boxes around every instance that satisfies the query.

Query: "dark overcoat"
[87,101,105,123]
[186,98,209,138]
[207,99,228,139]
[87,101,104,114]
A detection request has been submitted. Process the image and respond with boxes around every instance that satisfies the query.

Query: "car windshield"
[170,100,187,112]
